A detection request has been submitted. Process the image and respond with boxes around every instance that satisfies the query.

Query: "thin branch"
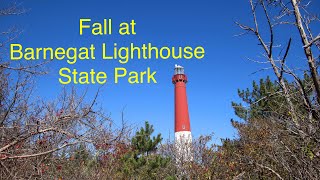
[280,38,292,80]
[255,162,284,180]
[1,141,78,160]
[304,35,320,48]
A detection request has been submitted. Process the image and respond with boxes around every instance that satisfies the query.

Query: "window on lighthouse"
[182,125,185,130]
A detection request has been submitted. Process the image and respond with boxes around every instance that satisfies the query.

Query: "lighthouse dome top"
[174,64,184,75]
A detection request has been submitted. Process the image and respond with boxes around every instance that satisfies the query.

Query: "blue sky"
[3,0,320,142]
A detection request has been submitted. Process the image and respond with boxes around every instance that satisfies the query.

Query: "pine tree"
[221,74,318,179]
[121,121,170,179]
[131,121,162,156]
[231,75,312,121]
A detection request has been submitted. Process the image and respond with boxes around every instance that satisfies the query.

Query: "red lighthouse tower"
[172,65,192,161]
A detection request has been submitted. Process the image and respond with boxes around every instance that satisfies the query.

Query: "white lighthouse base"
[175,131,193,162]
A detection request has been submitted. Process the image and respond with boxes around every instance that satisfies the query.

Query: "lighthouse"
[172,64,192,162]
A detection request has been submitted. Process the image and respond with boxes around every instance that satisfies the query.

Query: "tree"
[236,0,320,130]
[0,2,128,179]
[131,121,162,156]
[121,121,170,179]
[226,76,320,179]
[225,0,320,178]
